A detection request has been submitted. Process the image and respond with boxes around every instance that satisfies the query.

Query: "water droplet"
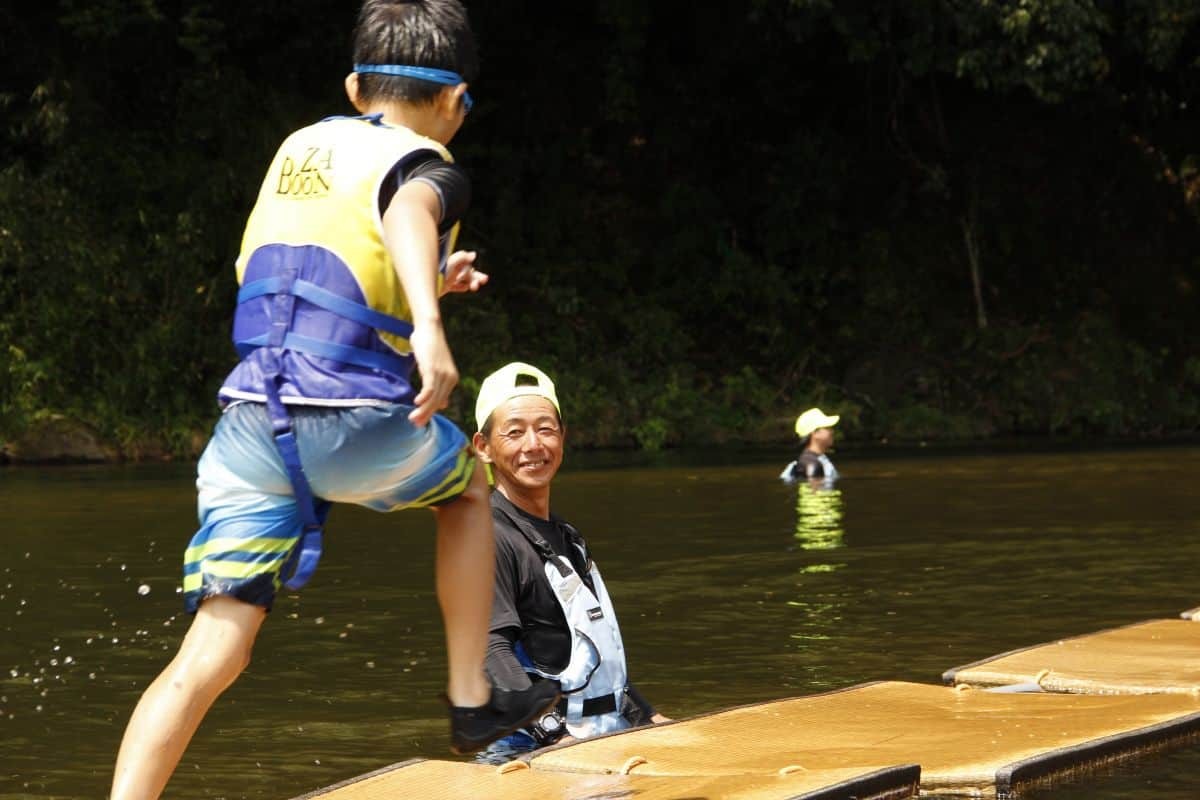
[314,617,325,625]
[314,759,321,765]
[365,661,376,669]
[137,584,151,596]
[120,564,127,571]
[49,659,58,667]
[63,657,74,665]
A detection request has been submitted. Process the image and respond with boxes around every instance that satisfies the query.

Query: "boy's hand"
[441,250,489,295]
[408,322,458,427]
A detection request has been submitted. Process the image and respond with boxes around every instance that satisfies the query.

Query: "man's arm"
[486,628,533,691]
[624,683,670,724]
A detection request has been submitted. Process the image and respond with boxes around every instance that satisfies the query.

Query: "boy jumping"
[110,2,558,796]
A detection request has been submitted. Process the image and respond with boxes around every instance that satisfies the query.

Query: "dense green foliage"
[2,0,1198,456]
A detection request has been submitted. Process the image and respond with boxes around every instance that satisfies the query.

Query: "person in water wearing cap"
[471,362,669,756]
[110,3,559,797]
[781,408,840,488]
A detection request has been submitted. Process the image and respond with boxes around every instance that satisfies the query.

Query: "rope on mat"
[619,756,647,775]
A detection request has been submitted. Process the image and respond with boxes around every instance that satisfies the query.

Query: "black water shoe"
[447,681,561,755]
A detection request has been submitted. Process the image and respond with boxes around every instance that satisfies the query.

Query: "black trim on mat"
[793,764,921,800]
[287,757,427,800]
[939,618,1178,686]
[995,711,1200,797]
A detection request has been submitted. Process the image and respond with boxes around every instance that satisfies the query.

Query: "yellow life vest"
[221,115,460,406]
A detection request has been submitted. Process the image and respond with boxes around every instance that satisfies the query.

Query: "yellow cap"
[474,362,561,432]
[794,407,839,438]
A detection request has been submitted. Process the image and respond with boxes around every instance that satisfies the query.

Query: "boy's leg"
[110,596,266,800]
[430,464,560,753]
[431,464,493,708]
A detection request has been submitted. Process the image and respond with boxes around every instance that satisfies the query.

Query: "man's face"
[476,396,564,493]
[812,427,835,449]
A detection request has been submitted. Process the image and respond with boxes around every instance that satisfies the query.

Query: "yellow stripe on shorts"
[409,449,475,509]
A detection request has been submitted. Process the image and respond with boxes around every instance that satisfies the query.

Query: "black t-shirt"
[489,493,592,675]
[377,149,471,233]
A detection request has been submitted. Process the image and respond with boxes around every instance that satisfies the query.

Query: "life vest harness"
[496,504,629,736]
[504,510,602,688]
[234,258,415,590]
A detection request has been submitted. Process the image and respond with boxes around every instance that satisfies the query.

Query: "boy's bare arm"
[383,180,458,426]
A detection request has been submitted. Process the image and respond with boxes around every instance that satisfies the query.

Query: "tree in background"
[2,0,1198,455]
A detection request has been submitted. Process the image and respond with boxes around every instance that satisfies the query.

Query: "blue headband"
[353,64,473,114]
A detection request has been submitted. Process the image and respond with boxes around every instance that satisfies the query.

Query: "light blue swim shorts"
[182,401,474,612]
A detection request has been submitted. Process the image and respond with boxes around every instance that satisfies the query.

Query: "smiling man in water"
[471,362,668,756]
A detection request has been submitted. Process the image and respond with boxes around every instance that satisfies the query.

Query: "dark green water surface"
[3,444,1199,798]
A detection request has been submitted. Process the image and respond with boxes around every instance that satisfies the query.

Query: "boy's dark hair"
[353,0,478,106]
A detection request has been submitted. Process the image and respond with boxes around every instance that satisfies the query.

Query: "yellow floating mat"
[292,757,920,800]
[527,681,1200,797]
[942,619,1200,695]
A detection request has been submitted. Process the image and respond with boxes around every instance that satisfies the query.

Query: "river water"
[2,443,1198,798]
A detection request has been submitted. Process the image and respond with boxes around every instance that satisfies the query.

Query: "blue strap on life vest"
[235,331,410,375]
[513,640,537,672]
[235,277,414,376]
[244,262,355,591]
[238,277,415,338]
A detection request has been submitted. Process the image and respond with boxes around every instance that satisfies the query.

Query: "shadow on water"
[2,444,1200,798]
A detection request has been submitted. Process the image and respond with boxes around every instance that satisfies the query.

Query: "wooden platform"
[526,681,1200,797]
[292,757,921,800]
[943,619,1200,695]
[296,617,1200,799]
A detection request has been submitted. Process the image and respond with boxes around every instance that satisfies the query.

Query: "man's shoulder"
[488,495,533,546]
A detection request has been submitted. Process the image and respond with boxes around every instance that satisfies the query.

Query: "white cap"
[474,362,560,432]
